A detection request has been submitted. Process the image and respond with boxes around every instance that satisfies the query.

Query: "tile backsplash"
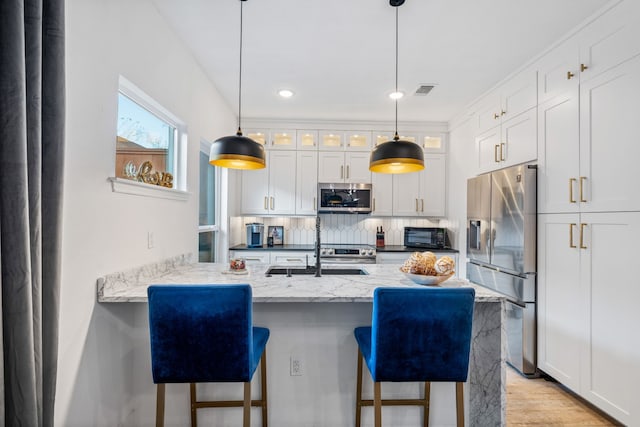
[230,215,451,247]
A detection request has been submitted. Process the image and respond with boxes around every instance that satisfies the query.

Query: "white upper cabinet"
[474,70,538,135]
[269,129,296,150]
[345,131,372,151]
[579,54,640,213]
[421,134,446,153]
[243,129,296,149]
[392,154,446,217]
[371,173,393,216]
[241,150,296,215]
[318,131,344,150]
[295,151,318,215]
[318,151,371,183]
[538,35,640,213]
[476,108,536,173]
[473,70,538,173]
[296,130,318,150]
[244,129,268,146]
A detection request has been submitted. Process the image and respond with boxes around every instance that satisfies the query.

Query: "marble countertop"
[97,254,503,303]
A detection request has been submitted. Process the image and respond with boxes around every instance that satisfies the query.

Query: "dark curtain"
[0,0,65,425]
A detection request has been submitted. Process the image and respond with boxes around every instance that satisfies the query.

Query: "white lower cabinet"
[270,251,314,265]
[377,251,459,276]
[228,251,314,266]
[228,251,270,264]
[538,212,640,425]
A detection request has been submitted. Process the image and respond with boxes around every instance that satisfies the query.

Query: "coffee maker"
[246,223,264,247]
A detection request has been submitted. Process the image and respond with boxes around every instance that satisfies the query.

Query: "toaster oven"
[404,227,450,249]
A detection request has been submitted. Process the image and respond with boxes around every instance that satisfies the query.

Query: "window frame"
[110,76,189,200]
[198,139,222,262]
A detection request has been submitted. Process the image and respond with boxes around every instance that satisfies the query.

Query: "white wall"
[445,118,476,279]
[59,0,234,424]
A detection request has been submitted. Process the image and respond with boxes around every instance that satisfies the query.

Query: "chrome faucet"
[315,215,321,277]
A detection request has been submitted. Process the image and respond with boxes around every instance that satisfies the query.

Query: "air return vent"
[414,85,435,96]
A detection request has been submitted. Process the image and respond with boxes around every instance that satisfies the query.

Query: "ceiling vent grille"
[414,85,435,96]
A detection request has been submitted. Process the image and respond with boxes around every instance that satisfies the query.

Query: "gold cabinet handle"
[501,110,506,116]
[494,145,500,163]
[493,113,500,120]
[421,199,424,212]
[346,165,350,179]
[569,178,576,203]
[264,196,268,210]
[569,223,576,248]
[580,63,589,72]
[270,196,274,210]
[567,71,575,80]
[580,223,587,249]
[500,143,505,161]
[579,176,587,202]
[341,165,344,179]
[415,198,419,212]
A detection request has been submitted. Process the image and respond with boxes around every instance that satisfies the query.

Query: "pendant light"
[369,0,424,174]
[210,0,266,170]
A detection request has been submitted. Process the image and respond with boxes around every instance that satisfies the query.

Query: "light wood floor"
[506,367,622,426]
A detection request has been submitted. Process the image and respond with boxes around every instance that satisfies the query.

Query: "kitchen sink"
[264,266,368,276]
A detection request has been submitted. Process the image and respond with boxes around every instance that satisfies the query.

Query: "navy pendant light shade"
[370,0,424,174]
[210,0,266,170]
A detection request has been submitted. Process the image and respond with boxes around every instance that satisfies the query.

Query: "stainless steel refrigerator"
[466,164,537,376]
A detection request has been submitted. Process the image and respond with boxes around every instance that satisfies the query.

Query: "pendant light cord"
[237,0,244,136]
[394,7,399,141]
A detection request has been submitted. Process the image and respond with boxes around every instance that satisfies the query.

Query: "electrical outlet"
[147,231,154,249]
[290,355,303,376]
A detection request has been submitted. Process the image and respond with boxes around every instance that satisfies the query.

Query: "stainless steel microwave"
[318,183,372,214]
[404,227,450,249]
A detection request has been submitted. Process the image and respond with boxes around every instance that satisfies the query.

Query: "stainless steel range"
[319,244,376,264]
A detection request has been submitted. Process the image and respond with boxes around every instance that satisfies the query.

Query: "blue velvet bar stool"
[354,287,475,427]
[147,284,269,427]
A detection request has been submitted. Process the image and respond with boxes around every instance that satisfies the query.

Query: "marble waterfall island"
[98,259,506,427]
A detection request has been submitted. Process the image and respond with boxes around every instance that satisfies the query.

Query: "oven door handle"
[320,257,376,264]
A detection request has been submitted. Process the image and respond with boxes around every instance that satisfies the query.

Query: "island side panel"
[469,299,506,426]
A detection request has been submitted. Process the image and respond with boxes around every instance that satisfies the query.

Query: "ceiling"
[153,0,611,124]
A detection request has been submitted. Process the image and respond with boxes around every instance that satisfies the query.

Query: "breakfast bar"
[98,254,505,426]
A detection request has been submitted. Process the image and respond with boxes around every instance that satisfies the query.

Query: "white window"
[199,140,220,262]
[111,76,188,199]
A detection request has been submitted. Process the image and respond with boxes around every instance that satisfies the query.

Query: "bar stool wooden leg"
[456,382,464,427]
[261,350,268,427]
[374,382,382,427]
[423,381,431,427]
[355,349,363,427]
[156,384,165,427]
[243,381,251,427]
[190,383,198,427]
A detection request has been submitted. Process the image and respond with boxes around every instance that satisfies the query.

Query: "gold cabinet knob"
[580,63,589,72]
[567,71,575,80]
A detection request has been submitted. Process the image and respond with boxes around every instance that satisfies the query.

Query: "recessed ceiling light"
[278,89,294,98]
[389,91,404,100]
